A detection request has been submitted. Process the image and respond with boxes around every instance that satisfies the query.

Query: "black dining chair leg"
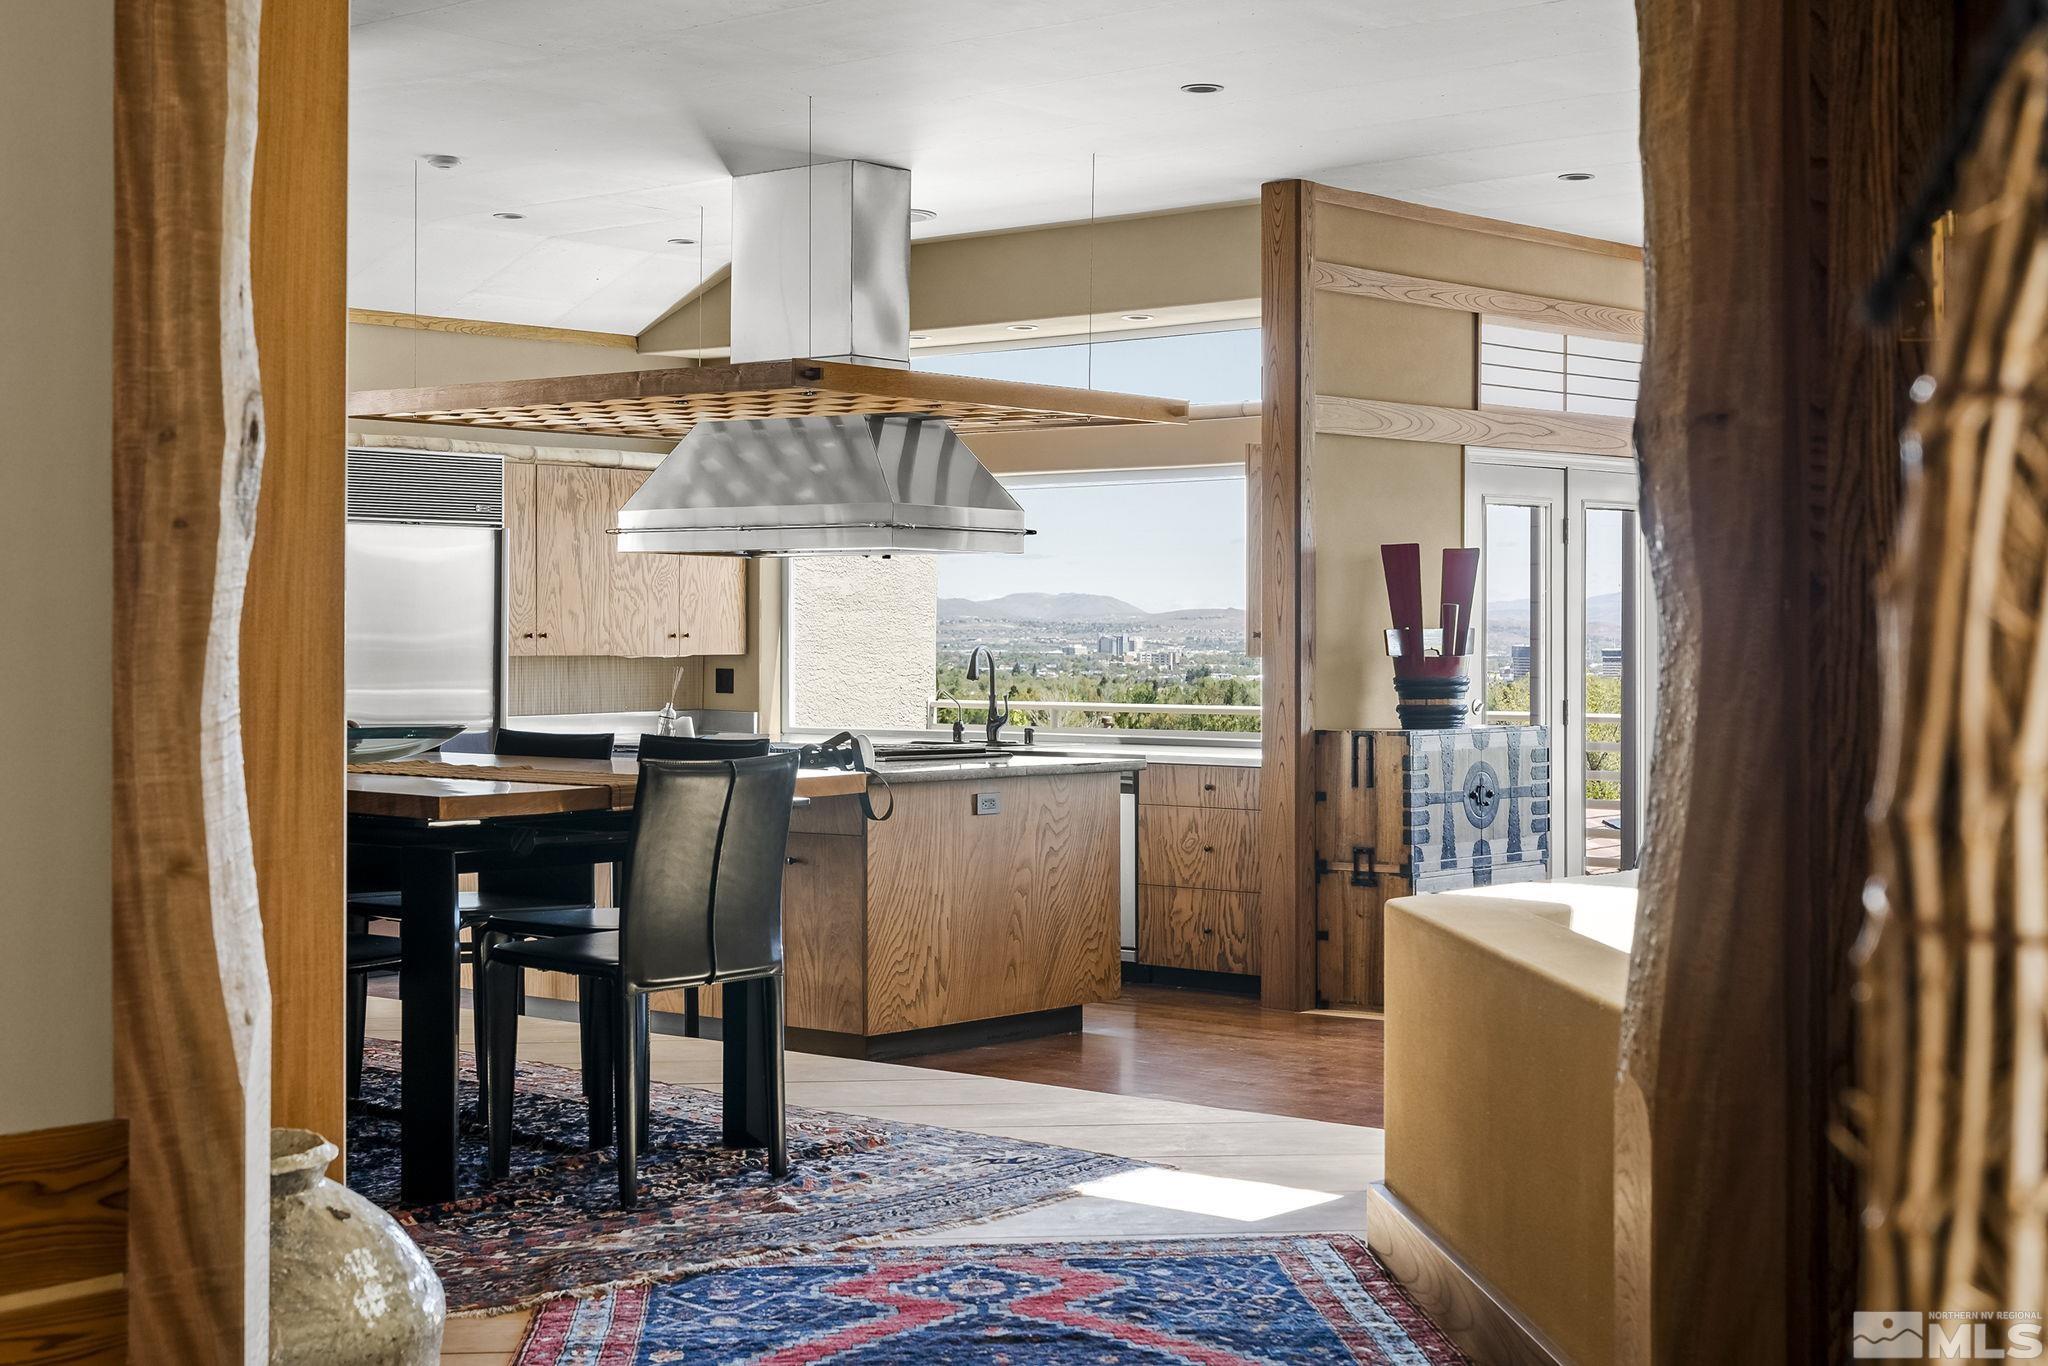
[636,994,651,1149]
[485,956,521,1180]
[577,987,598,1109]
[614,982,643,1209]
[472,930,499,1118]
[585,977,615,1151]
[765,974,788,1177]
[682,986,700,1039]
[347,970,368,1100]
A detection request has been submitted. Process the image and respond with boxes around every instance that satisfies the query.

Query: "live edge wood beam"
[1619,0,1953,1360]
[114,0,285,1355]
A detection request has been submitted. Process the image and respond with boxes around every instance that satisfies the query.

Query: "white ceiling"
[351,0,1641,334]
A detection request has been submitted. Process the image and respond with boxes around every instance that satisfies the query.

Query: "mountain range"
[938,592,1244,630]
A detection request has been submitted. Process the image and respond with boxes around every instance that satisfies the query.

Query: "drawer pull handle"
[1202,845,1214,853]
[785,856,806,865]
[1203,783,1216,791]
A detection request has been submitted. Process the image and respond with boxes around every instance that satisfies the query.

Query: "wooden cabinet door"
[504,462,540,655]
[532,464,611,655]
[676,555,747,656]
[604,468,682,657]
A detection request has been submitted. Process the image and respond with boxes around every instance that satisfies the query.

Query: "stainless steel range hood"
[614,413,1026,555]
[621,160,1030,556]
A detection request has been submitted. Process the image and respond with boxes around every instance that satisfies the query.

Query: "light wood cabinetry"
[505,461,537,648]
[506,461,746,659]
[1136,763,1262,976]
[537,770,1126,1054]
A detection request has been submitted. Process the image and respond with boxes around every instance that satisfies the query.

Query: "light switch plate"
[972,791,1001,816]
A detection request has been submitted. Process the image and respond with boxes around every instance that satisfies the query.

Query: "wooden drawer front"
[1139,763,1259,810]
[1138,805,1258,893]
[1139,886,1257,974]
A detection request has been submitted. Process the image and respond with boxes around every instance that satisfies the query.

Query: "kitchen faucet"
[964,646,1010,746]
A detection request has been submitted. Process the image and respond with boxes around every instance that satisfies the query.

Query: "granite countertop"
[864,752,1148,784]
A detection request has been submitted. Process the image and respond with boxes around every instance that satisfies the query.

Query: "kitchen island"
[693,752,1145,1058]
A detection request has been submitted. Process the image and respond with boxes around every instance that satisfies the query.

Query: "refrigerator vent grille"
[346,449,503,525]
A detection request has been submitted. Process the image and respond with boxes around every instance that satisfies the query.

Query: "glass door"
[1465,463,1567,870]
[1567,467,1647,874]
[1467,455,1650,877]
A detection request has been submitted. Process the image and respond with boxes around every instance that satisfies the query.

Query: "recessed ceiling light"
[420,153,462,170]
[667,237,696,245]
[1006,324,1038,332]
[910,207,938,223]
[1122,313,1155,322]
[1180,82,1224,94]
[492,211,525,220]
[1558,172,1595,182]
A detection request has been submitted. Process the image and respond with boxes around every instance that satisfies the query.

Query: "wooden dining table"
[345,751,864,1202]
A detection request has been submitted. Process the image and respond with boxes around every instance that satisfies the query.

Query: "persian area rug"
[347,1043,1136,1314]
[515,1235,1468,1365]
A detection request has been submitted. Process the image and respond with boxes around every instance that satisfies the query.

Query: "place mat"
[350,759,638,797]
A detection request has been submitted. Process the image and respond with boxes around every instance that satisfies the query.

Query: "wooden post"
[113,0,272,1354]
[1619,0,1952,1359]
[248,0,349,1165]
[1256,181,1318,1011]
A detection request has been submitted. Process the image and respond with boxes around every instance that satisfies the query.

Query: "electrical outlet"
[972,791,1001,816]
[714,667,735,695]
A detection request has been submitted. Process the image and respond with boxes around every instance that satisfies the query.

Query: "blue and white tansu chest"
[1398,726,1551,887]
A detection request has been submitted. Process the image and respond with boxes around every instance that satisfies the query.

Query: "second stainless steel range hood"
[623,159,1029,557]
[614,412,1028,556]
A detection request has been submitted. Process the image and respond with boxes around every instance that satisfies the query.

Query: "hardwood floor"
[899,983,1386,1128]
[368,996,1383,1364]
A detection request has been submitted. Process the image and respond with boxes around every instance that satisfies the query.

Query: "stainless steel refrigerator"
[344,450,504,730]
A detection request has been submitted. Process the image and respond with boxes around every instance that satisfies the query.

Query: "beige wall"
[639,203,1259,355]
[0,1,114,1132]
[1302,198,1644,729]
[348,320,690,391]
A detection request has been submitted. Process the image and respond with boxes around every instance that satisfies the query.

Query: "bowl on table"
[346,723,465,764]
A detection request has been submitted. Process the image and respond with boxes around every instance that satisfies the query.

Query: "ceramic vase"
[268,1128,444,1365]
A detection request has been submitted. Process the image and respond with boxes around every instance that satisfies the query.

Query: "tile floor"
[359,1000,1383,1364]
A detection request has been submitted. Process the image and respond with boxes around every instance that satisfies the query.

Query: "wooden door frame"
[113,0,346,1354]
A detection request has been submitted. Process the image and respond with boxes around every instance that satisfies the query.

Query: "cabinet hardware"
[537,632,548,639]
[668,632,679,638]
[785,856,806,865]
[522,632,533,639]
[1202,782,1216,791]
[1201,844,1214,853]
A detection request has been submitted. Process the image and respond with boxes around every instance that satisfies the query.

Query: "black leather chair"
[636,734,771,761]
[484,752,800,1206]
[493,727,617,760]
[346,932,404,1100]
[346,727,620,1113]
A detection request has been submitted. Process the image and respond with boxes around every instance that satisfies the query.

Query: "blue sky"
[917,330,1258,611]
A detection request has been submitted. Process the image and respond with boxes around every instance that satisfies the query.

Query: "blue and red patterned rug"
[347,1044,1137,1314]
[514,1236,1468,1364]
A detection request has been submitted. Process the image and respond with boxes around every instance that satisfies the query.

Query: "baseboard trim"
[1365,1183,1572,1366]
[1120,961,1261,995]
